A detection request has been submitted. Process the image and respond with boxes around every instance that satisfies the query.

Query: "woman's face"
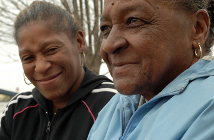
[18,22,86,101]
[100,0,197,99]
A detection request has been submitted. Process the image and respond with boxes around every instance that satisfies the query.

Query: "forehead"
[102,0,160,20]
[102,0,175,17]
[104,0,171,6]
[103,0,157,9]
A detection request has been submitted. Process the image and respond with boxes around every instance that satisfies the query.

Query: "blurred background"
[0,0,112,95]
[0,0,113,119]
[0,0,213,101]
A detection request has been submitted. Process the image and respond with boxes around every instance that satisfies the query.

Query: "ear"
[75,30,86,53]
[192,9,210,50]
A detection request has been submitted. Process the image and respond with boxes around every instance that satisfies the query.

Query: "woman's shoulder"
[91,81,117,94]
[2,91,37,119]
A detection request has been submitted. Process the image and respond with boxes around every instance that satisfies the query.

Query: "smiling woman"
[88,0,214,140]
[0,1,116,140]
[18,23,83,104]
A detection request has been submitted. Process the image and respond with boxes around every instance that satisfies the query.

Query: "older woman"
[88,0,214,139]
[0,1,116,140]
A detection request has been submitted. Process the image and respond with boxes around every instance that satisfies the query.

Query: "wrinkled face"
[18,23,85,101]
[100,0,196,99]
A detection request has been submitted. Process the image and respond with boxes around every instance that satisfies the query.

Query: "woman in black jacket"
[0,1,116,140]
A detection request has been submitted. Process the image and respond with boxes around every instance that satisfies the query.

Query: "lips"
[35,72,62,82]
[112,62,136,74]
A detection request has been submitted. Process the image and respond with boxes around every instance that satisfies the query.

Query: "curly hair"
[14,1,83,44]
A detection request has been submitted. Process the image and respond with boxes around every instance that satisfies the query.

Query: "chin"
[39,88,61,101]
[114,82,137,95]
[42,92,57,100]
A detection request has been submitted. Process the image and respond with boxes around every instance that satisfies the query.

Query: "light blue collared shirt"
[88,57,214,140]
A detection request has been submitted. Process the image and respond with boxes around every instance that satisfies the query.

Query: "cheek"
[136,49,166,82]
[22,64,34,79]
[100,43,110,65]
[63,54,82,75]
[58,49,80,67]
[148,53,173,84]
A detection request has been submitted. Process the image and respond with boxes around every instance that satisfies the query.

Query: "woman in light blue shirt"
[88,0,214,139]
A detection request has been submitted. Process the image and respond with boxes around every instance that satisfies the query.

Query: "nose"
[34,56,51,74]
[102,26,128,54]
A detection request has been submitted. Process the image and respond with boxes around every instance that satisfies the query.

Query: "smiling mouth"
[112,63,136,74]
[36,72,62,82]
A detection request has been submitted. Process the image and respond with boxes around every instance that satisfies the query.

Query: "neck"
[51,67,85,114]
[51,101,67,115]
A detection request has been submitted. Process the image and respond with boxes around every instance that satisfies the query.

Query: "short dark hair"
[14,1,83,44]
[170,0,214,54]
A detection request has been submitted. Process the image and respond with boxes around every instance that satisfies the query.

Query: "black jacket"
[0,68,116,140]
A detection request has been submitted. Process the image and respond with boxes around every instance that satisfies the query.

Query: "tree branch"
[60,0,71,13]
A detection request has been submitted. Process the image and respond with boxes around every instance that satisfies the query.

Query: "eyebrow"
[100,4,146,22]
[40,39,63,48]
[19,39,63,55]
[19,49,30,56]
[100,15,108,22]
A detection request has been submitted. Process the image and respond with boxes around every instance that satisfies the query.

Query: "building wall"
[0,94,12,102]
[0,102,8,124]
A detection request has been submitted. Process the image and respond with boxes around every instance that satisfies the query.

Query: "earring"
[81,51,86,68]
[23,73,31,85]
[195,43,202,59]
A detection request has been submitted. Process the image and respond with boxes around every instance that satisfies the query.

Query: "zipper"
[46,121,51,133]
[46,112,57,140]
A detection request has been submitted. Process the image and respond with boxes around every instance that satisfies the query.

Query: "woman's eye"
[100,25,111,32]
[22,55,34,62]
[126,17,142,25]
[127,17,140,25]
[100,25,112,36]
[47,48,57,54]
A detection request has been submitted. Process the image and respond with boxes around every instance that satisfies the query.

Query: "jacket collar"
[32,67,112,111]
[156,57,214,99]
[121,57,214,107]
